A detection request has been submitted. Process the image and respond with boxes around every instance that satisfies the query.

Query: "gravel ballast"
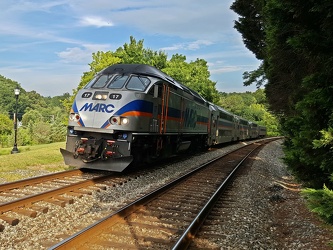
[0,139,332,249]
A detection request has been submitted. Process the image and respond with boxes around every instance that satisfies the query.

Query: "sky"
[0,0,260,97]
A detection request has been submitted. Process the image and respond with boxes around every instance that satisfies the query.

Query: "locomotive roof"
[102,64,169,80]
[101,64,207,103]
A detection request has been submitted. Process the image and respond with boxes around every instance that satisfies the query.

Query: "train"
[60,64,266,172]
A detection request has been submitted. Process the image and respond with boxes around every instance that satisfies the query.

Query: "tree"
[70,36,219,104]
[219,94,245,115]
[230,0,266,60]
[32,121,51,144]
[230,0,267,89]
[231,0,333,188]
[0,74,69,147]
[114,36,168,69]
[264,1,333,187]
[22,110,43,127]
[0,113,12,147]
[163,55,219,103]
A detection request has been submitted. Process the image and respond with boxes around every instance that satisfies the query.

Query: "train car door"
[208,104,217,145]
[233,116,240,141]
[159,83,170,134]
[150,84,159,133]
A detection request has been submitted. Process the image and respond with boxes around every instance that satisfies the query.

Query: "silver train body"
[61,64,266,171]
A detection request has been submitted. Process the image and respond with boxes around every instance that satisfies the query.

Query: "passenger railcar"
[259,126,267,138]
[61,64,266,171]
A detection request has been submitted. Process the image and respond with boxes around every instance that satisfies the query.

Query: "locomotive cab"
[61,64,209,171]
[61,65,159,171]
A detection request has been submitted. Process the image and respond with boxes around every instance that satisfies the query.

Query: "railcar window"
[107,75,128,89]
[126,76,150,91]
[240,119,249,125]
[219,112,233,121]
[84,75,98,88]
[92,75,112,88]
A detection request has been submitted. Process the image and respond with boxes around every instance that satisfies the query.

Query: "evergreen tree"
[231,0,333,188]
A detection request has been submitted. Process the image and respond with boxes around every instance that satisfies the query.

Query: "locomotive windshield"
[107,75,128,89]
[84,73,151,91]
[85,74,111,88]
[84,74,128,89]
[126,76,150,91]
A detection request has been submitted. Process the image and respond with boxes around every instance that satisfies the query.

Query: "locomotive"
[60,64,266,171]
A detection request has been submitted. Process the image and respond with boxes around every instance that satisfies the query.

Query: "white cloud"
[161,40,214,51]
[57,47,90,62]
[0,0,260,95]
[0,62,88,96]
[66,0,237,41]
[56,43,113,63]
[79,16,114,28]
[187,40,214,50]
[210,66,242,74]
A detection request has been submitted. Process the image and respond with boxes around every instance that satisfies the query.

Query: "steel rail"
[0,174,111,214]
[172,140,269,249]
[49,139,275,250]
[0,169,84,192]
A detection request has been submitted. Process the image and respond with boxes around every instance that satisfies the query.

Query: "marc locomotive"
[61,64,266,171]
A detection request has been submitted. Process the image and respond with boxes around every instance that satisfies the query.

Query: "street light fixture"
[11,87,20,154]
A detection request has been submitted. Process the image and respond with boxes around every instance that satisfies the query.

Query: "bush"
[302,185,333,223]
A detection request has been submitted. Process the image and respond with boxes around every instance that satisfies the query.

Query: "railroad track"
[0,151,205,233]
[0,169,115,230]
[50,138,276,249]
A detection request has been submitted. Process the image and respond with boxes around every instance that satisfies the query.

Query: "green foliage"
[31,121,52,144]
[72,36,219,103]
[302,185,333,223]
[0,75,68,147]
[230,0,266,60]
[219,94,245,115]
[22,110,43,126]
[0,75,24,115]
[17,127,33,146]
[243,62,266,88]
[231,0,333,191]
[313,128,333,150]
[0,113,12,147]
[0,113,12,135]
[219,89,280,136]
[164,55,219,103]
[114,36,168,68]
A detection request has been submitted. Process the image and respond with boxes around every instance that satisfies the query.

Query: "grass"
[0,142,72,182]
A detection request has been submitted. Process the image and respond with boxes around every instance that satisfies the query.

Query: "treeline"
[1,36,280,150]
[0,75,69,147]
[231,0,333,222]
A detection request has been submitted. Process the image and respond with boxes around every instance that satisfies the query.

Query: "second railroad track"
[50,138,276,249]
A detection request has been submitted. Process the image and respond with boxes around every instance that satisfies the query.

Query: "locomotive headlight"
[121,117,129,125]
[93,91,108,100]
[69,113,80,121]
[110,116,120,125]
[110,116,129,125]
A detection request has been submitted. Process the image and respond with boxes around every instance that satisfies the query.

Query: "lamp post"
[11,87,20,154]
